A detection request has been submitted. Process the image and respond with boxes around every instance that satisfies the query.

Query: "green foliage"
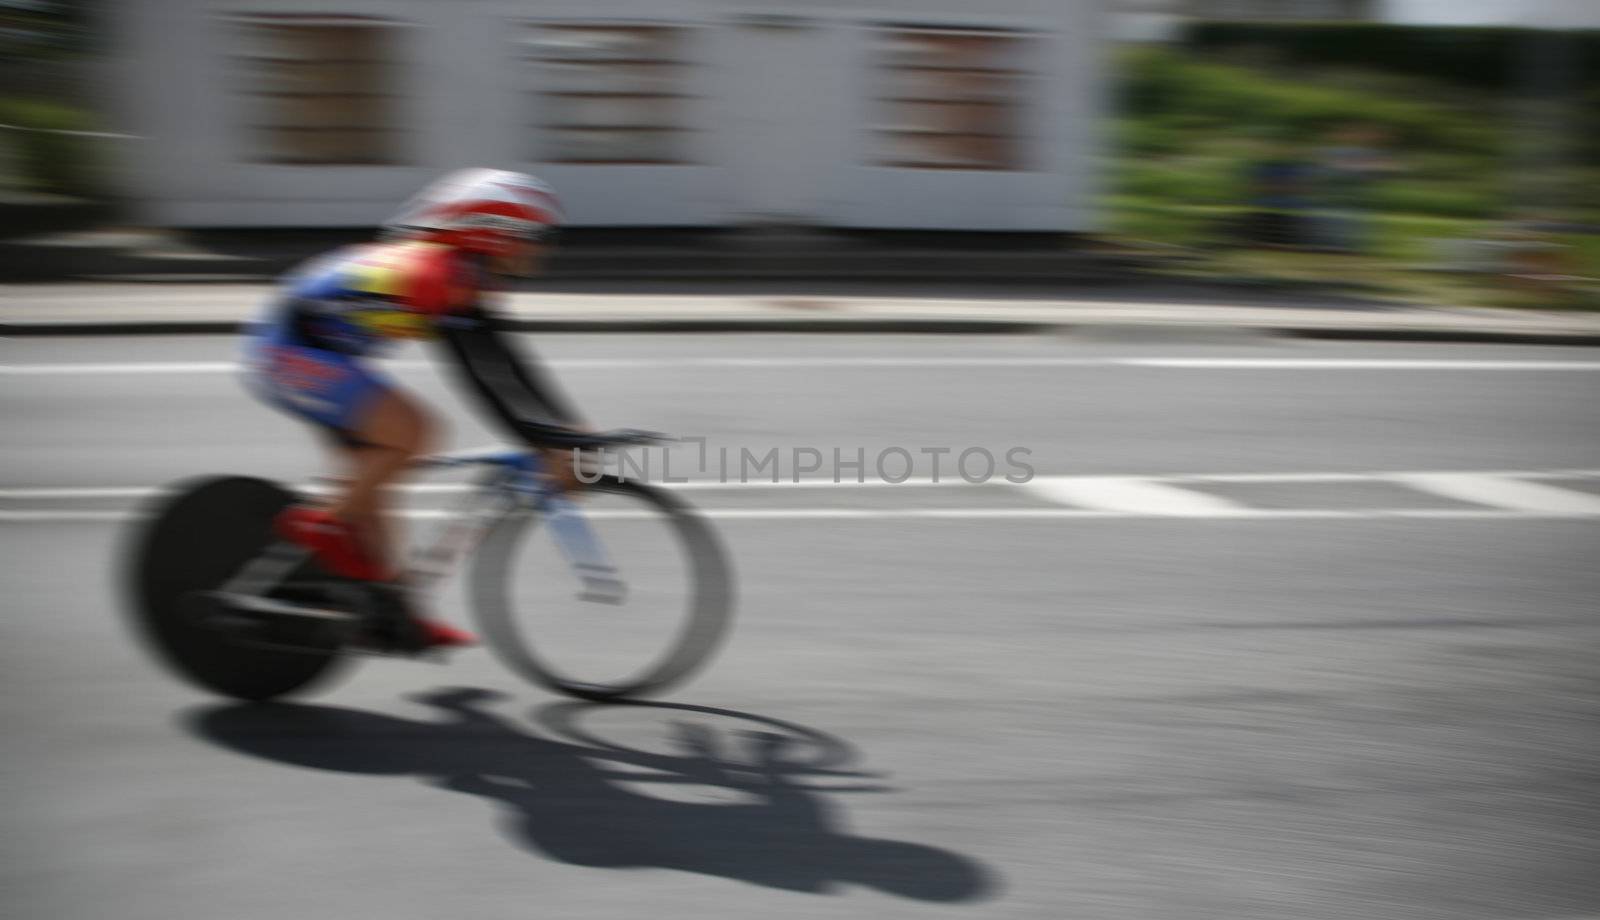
[1116,156,1243,207]
[0,97,103,197]
[1115,118,1185,156]
[1107,35,1600,309]
[1118,47,1501,156]
[1368,182,1503,220]
[1185,23,1600,93]
[1112,46,1534,233]
[1103,196,1216,246]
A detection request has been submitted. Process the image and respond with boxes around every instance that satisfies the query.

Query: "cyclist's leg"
[327,388,438,579]
[241,338,413,577]
[242,342,470,647]
[327,390,475,648]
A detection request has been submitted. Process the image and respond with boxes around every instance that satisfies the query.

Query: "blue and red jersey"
[261,240,482,355]
[243,238,578,445]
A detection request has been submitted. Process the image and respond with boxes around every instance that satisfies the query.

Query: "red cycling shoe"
[275,506,384,580]
[413,617,477,648]
[274,505,477,651]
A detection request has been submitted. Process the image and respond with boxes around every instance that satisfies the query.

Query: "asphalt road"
[5,332,1600,920]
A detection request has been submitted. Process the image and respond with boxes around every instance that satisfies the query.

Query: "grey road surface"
[5,333,1600,920]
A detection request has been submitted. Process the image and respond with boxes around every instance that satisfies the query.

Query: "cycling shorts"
[240,327,393,444]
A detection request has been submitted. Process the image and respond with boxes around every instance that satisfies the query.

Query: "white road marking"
[0,361,245,375]
[1175,471,1380,483]
[4,469,1599,502]
[1395,473,1600,515]
[1168,469,1600,483]
[0,478,971,500]
[8,469,1600,522]
[0,511,133,522]
[1024,476,1252,516]
[1123,358,1600,370]
[6,357,1600,376]
[4,507,1597,523]
[0,486,155,499]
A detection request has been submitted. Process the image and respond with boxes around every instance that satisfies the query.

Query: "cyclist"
[241,168,588,652]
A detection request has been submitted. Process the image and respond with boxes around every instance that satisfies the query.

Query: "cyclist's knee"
[406,401,442,459]
[361,390,437,458]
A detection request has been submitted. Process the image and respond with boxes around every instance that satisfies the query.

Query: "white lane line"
[1023,476,1252,516]
[0,478,966,500]
[0,486,155,499]
[5,507,1597,523]
[0,361,243,375]
[1124,358,1600,370]
[1393,473,1600,515]
[5,470,1599,502]
[7,357,1600,375]
[1167,469,1600,483]
[0,511,131,522]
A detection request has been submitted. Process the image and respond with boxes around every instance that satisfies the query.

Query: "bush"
[1111,48,1532,223]
[1185,23,1600,93]
[1116,118,1185,156]
[1118,48,1501,157]
[1368,182,1502,219]
[1103,196,1215,247]
[1116,157,1243,207]
[0,97,103,197]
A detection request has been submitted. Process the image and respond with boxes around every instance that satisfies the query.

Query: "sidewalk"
[4,282,1600,343]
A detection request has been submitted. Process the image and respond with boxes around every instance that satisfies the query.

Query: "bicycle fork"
[540,492,627,605]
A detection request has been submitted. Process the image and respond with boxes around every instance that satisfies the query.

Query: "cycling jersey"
[267,240,476,355]
[242,240,580,445]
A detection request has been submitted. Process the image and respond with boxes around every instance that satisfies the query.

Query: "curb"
[5,317,1600,345]
[1272,327,1600,347]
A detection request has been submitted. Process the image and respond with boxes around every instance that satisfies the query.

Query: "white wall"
[113,0,1108,231]
[1386,0,1600,27]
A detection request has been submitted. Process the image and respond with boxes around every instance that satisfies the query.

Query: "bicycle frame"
[223,446,622,610]
[406,447,623,601]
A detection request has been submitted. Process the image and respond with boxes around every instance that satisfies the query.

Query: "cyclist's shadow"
[186,688,995,901]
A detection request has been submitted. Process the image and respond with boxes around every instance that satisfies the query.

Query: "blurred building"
[1114,0,1376,39]
[1386,0,1600,27]
[1181,0,1376,20]
[1119,0,1600,30]
[108,1,1109,231]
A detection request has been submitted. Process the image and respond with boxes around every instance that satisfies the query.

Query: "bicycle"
[124,431,734,703]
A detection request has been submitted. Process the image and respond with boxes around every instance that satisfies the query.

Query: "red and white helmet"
[383,168,563,257]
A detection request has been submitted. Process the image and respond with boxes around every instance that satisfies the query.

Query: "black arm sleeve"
[435,305,584,443]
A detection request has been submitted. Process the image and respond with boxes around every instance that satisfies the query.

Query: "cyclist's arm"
[434,304,586,445]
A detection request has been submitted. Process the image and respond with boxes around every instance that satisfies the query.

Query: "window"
[874,27,1027,171]
[235,15,401,165]
[525,24,692,164]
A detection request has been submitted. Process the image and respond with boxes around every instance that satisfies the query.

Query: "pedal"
[216,593,361,623]
[577,575,627,605]
[573,562,626,605]
[183,590,355,654]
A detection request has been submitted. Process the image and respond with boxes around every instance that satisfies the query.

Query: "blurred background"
[2,0,1598,303]
[5,4,1600,920]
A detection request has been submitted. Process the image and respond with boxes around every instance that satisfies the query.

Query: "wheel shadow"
[184,688,998,901]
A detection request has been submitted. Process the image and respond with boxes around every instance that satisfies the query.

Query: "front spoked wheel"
[470,476,733,701]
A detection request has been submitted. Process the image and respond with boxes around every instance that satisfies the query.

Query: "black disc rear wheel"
[125,476,347,701]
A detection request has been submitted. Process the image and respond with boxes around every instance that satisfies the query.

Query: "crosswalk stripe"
[1393,473,1600,515]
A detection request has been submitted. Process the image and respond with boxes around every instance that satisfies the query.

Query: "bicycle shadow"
[184,688,997,901]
